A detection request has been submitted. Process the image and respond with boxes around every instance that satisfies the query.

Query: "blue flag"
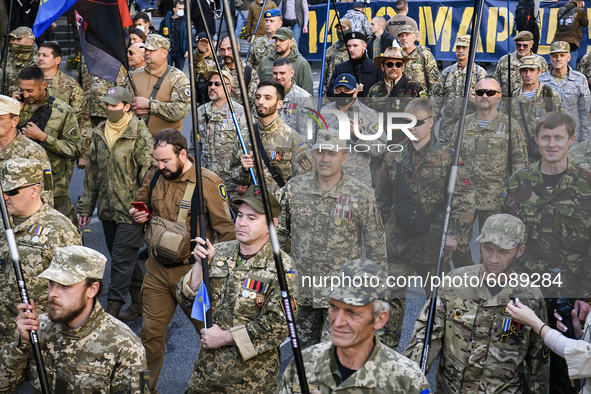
[33,0,78,37]
[191,281,210,323]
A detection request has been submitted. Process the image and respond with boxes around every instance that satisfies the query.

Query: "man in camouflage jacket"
[0,27,37,96]
[404,214,548,394]
[177,185,298,393]
[0,158,82,351]
[247,8,284,69]
[398,24,439,96]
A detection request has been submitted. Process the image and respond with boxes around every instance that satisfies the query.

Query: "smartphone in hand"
[131,202,152,218]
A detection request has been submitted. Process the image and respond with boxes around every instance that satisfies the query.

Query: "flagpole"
[185,0,213,328]
[317,0,332,111]
[1,0,14,95]
[218,0,310,392]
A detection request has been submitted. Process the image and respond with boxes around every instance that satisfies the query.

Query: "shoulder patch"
[543,346,550,358]
[296,154,313,172]
[218,184,227,200]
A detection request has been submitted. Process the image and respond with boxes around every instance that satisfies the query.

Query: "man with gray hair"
[0,245,147,392]
[278,258,430,394]
[0,158,81,350]
[404,214,548,393]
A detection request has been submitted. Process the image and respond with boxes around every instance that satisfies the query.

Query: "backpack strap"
[254,123,286,188]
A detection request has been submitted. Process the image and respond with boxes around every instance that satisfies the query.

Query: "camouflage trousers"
[452,209,498,269]
[54,196,80,230]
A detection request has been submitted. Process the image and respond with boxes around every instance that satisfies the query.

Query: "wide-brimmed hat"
[374,46,409,69]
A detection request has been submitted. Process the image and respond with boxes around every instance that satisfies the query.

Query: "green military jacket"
[257,44,314,96]
[46,69,93,160]
[375,136,474,264]
[79,61,127,120]
[197,99,248,195]
[77,115,154,223]
[278,339,431,393]
[322,41,350,96]
[229,116,314,195]
[247,34,274,69]
[404,265,548,394]
[176,240,298,393]
[278,171,386,307]
[0,49,37,96]
[0,203,82,350]
[402,45,440,96]
[19,94,80,199]
[449,111,528,211]
[494,52,548,96]
[0,300,147,393]
[502,159,591,298]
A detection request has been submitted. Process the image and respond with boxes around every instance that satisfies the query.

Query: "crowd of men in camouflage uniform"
[2,0,591,391]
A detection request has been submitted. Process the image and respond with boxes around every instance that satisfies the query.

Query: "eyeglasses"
[415,116,433,127]
[208,81,223,87]
[385,61,404,69]
[475,89,500,97]
[515,43,530,48]
[4,183,39,196]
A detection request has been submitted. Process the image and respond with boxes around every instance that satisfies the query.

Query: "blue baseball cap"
[334,73,357,90]
[264,8,282,18]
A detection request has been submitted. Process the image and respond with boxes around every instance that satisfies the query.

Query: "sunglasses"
[208,81,223,87]
[515,43,530,48]
[128,51,137,55]
[414,116,433,127]
[475,89,500,97]
[5,183,39,196]
[385,61,404,69]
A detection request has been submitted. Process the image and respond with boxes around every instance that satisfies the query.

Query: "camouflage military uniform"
[0,133,53,205]
[576,52,591,85]
[322,40,350,96]
[510,84,563,162]
[197,99,248,200]
[280,83,315,145]
[569,136,591,169]
[277,171,386,347]
[45,69,93,160]
[0,48,37,97]
[367,76,426,114]
[230,116,314,195]
[278,339,431,394]
[403,264,548,393]
[194,52,260,109]
[502,160,591,298]
[79,60,127,126]
[402,45,439,96]
[493,52,548,96]
[176,240,298,393]
[0,300,147,393]
[450,111,528,268]
[247,34,275,69]
[127,65,191,136]
[433,62,487,141]
[375,135,475,348]
[19,94,80,224]
[320,100,384,187]
[539,67,591,142]
[0,203,82,350]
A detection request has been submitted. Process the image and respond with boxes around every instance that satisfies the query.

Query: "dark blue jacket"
[159,12,188,54]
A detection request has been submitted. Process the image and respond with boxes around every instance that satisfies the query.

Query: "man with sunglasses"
[449,76,528,269]
[0,158,82,350]
[539,41,591,143]
[130,128,235,392]
[197,69,248,209]
[493,31,548,97]
[433,35,487,142]
[128,43,146,71]
[375,98,474,349]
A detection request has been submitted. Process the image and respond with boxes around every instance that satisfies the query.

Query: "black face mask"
[334,91,355,107]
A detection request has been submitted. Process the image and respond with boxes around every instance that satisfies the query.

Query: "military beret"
[142,34,171,50]
[38,246,108,286]
[0,158,43,192]
[513,30,534,41]
[264,8,282,18]
[344,31,368,43]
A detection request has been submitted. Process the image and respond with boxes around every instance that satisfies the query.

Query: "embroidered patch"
[218,184,227,200]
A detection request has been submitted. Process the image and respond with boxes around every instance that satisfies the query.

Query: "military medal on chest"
[242,277,270,306]
[27,225,51,244]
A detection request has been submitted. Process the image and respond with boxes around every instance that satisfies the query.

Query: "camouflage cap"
[454,35,471,48]
[101,86,132,105]
[0,158,43,192]
[142,34,171,50]
[313,129,348,152]
[234,185,282,217]
[7,26,35,40]
[519,55,541,70]
[397,24,416,36]
[0,95,20,116]
[38,246,107,286]
[322,258,388,306]
[204,69,233,84]
[550,41,570,54]
[513,30,534,42]
[336,18,352,30]
[264,8,281,18]
[475,213,526,250]
[273,27,294,41]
